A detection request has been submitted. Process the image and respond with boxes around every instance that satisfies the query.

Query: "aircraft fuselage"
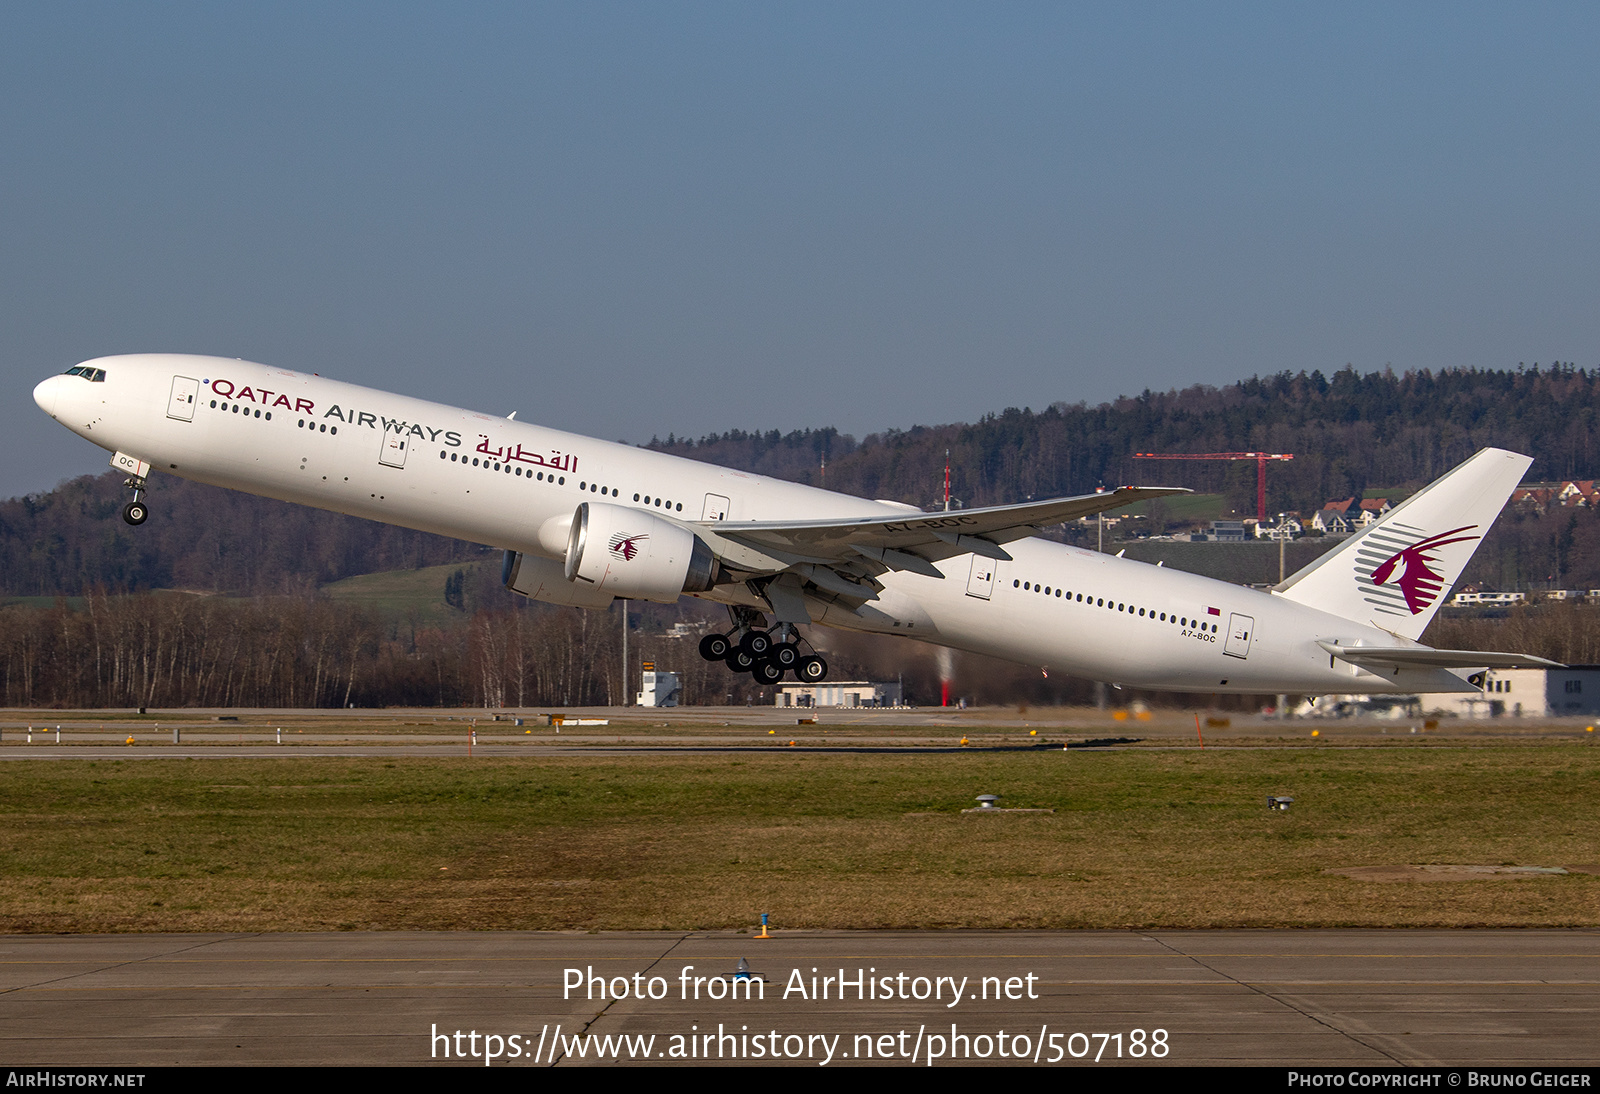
[34,354,1486,696]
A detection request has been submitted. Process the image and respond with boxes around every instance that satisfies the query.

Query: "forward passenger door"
[379,430,409,468]
[167,376,199,421]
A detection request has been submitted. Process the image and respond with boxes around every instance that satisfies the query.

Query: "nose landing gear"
[121,475,149,526]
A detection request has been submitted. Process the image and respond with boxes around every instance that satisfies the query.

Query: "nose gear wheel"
[121,474,150,525]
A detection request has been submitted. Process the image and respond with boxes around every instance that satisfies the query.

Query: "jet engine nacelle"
[563,501,722,603]
[502,550,615,608]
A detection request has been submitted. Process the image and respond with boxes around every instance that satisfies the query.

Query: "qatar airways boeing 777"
[34,354,1554,694]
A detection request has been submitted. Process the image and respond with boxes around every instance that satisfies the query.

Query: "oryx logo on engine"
[609,532,647,562]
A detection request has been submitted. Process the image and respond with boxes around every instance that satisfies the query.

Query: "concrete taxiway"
[0,931,1595,1066]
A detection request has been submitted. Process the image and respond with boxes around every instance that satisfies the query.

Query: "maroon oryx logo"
[1369,525,1481,614]
[608,532,647,561]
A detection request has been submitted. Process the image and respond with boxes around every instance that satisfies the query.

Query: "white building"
[1455,666,1600,717]
[1312,508,1353,535]
[776,681,904,708]
[1354,498,1392,527]
[636,662,680,707]
[1256,516,1302,541]
[1448,591,1527,607]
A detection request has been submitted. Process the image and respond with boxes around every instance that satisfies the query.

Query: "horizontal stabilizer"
[1317,641,1562,671]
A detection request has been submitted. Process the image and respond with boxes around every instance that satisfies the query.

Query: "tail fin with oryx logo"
[1274,448,1532,641]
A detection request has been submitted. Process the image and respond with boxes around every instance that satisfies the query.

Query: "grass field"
[320,561,483,624]
[0,596,88,611]
[1121,492,1227,522]
[1,743,1595,933]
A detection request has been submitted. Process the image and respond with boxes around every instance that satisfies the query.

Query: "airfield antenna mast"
[943,449,951,511]
[1131,451,1295,524]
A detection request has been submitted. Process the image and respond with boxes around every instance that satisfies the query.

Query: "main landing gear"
[699,613,828,683]
[121,474,149,526]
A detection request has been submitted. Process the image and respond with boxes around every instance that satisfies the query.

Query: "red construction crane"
[1131,451,1294,523]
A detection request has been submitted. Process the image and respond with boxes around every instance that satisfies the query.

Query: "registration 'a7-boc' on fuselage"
[34,354,1552,696]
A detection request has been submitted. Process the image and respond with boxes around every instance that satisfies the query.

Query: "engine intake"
[563,501,723,603]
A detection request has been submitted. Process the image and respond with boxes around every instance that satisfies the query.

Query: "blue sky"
[3,3,1596,498]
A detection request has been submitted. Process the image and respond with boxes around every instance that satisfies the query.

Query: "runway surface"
[0,930,1595,1066]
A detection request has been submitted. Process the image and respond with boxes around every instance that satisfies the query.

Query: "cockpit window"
[61,367,106,381]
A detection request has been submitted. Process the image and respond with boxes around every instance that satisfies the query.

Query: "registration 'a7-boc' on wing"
[35,355,1555,693]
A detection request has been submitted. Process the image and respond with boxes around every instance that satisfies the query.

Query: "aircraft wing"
[1317,641,1562,671]
[693,486,1189,579]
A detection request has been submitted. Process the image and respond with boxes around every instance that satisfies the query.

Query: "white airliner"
[34,354,1555,694]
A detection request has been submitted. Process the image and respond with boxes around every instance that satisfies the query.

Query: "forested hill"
[4,364,1596,596]
[650,365,1600,511]
[0,472,486,597]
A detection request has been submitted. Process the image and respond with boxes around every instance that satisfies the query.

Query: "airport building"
[636,662,680,708]
[1297,667,1600,719]
[1456,666,1600,718]
[775,681,904,708]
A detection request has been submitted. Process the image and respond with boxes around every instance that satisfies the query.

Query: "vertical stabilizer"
[1274,448,1531,640]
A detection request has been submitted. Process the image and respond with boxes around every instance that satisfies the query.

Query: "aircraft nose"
[33,375,61,418]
